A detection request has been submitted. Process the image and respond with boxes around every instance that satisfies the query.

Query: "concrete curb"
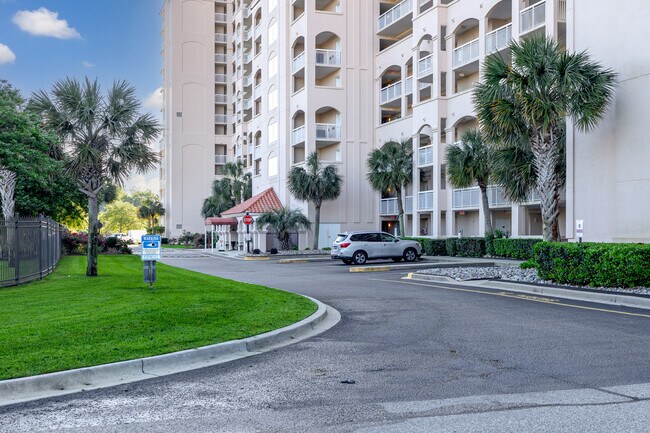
[408,273,650,310]
[277,257,332,264]
[349,261,495,273]
[0,296,340,407]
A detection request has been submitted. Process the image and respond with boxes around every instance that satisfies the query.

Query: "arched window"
[268,19,278,46]
[268,86,278,111]
[267,151,278,177]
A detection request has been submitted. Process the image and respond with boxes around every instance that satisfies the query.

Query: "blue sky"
[0,0,164,192]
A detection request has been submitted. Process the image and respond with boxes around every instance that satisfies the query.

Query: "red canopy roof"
[205,217,238,226]
[222,187,282,216]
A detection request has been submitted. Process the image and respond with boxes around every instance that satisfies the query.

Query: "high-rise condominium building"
[160,0,650,246]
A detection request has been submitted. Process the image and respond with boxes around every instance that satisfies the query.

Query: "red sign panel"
[243,215,253,225]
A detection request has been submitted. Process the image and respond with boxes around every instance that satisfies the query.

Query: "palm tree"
[366,138,413,236]
[201,178,235,218]
[28,78,160,275]
[256,207,312,251]
[138,197,165,234]
[445,129,494,234]
[474,35,616,241]
[224,160,251,204]
[288,152,342,249]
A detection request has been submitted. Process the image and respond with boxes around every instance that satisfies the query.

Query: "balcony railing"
[405,76,413,95]
[452,186,512,209]
[214,74,227,83]
[558,0,566,20]
[243,97,252,110]
[292,51,306,73]
[418,145,434,166]
[405,196,413,213]
[377,0,413,32]
[214,114,228,123]
[486,23,512,53]
[292,125,306,145]
[254,24,261,40]
[214,154,227,164]
[315,49,341,67]
[243,75,253,87]
[453,38,479,68]
[380,81,402,104]
[418,190,434,210]
[214,94,227,104]
[254,84,262,100]
[380,198,399,216]
[520,0,546,34]
[418,54,433,78]
[214,53,228,63]
[214,13,227,23]
[315,123,341,140]
[243,30,252,41]
[215,33,227,43]
[254,145,260,159]
[247,143,254,155]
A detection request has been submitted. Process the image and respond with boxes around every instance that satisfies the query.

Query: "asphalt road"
[2,251,649,432]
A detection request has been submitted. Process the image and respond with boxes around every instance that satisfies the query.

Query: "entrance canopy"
[221,187,282,217]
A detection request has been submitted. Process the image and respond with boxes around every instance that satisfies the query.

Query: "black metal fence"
[0,216,62,287]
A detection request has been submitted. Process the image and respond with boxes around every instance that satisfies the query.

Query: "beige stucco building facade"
[160,0,650,246]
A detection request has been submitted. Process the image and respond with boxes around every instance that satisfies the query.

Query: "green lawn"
[0,255,316,380]
[162,244,194,249]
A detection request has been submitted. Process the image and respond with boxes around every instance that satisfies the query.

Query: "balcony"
[243,51,253,64]
[215,33,227,44]
[214,74,227,83]
[247,143,254,155]
[405,76,413,95]
[453,38,479,68]
[214,94,228,104]
[520,0,545,34]
[315,123,341,143]
[486,23,512,54]
[405,196,413,213]
[253,84,262,100]
[418,145,434,166]
[243,30,252,41]
[558,0,566,20]
[214,154,227,164]
[214,53,228,63]
[418,190,434,210]
[417,54,433,79]
[377,0,413,36]
[380,198,399,216]
[214,13,227,23]
[292,52,306,74]
[214,114,228,124]
[452,186,512,209]
[243,75,253,87]
[243,97,252,110]
[380,81,402,105]
[315,49,341,67]
[254,145,260,159]
[292,125,306,145]
[254,24,261,40]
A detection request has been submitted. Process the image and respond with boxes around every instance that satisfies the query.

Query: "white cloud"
[0,43,16,64]
[12,8,81,39]
[144,87,163,111]
[82,60,94,68]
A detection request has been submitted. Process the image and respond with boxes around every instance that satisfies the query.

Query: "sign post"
[141,234,162,288]
[243,211,253,253]
[576,220,584,243]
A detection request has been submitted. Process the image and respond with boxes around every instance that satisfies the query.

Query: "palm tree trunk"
[479,185,493,234]
[313,204,321,250]
[87,195,99,276]
[396,186,405,237]
[531,135,561,242]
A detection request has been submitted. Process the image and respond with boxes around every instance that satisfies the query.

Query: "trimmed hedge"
[446,237,486,257]
[401,237,447,256]
[534,242,650,288]
[493,238,543,260]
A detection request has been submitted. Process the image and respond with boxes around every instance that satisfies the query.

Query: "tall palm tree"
[256,207,312,251]
[224,160,251,204]
[28,78,160,275]
[445,129,494,234]
[288,151,342,249]
[366,138,413,236]
[474,35,616,241]
[201,178,235,218]
[138,197,165,234]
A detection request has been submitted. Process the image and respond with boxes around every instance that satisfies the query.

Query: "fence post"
[38,215,44,278]
[14,214,19,285]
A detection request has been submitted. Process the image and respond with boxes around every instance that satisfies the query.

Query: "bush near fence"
[401,237,447,256]
[534,242,650,288]
[445,237,486,257]
[62,231,131,255]
[492,238,543,260]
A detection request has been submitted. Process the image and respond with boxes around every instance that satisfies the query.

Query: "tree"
[445,129,494,234]
[224,160,251,204]
[201,178,234,218]
[200,162,251,219]
[288,152,343,249]
[123,189,157,208]
[256,207,311,251]
[474,35,616,241]
[138,196,165,234]
[366,138,413,236]
[100,201,144,234]
[29,78,160,275]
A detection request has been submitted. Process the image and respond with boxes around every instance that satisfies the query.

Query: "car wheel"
[403,248,418,262]
[392,257,403,262]
[342,259,352,265]
[352,251,368,265]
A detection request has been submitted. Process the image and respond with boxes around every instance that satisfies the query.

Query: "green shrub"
[322,247,331,251]
[445,238,458,256]
[445,237,485,257]
[493,238,543,260]
[534,242,650,288]
[485,230,508,256]
[401,237,447,256]
[520,259,536,269]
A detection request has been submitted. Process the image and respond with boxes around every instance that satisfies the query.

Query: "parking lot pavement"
[2,253,649,433]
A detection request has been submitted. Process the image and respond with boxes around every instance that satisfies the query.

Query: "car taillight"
[340,242,351,248]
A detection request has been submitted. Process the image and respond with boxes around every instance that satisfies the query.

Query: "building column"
[445,127,455,237]
[412,133,420,237]
[431,131,440,238]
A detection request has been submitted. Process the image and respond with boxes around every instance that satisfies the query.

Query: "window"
[268,121,278,143]
[440,164,447,190]
[268,87,278,111]
[268,154,278,177]
[268,54,278,78]
[268,20,278,46]
[380,233,396,242]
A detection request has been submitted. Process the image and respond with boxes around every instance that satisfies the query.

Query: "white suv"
[331,231,422,265]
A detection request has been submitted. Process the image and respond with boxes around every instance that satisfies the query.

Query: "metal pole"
[14,215,19,285]
[38,215,43,278]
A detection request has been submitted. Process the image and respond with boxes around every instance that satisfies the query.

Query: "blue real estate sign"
[141,234,162,261]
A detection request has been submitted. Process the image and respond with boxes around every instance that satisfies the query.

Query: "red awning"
[205,217,238,226]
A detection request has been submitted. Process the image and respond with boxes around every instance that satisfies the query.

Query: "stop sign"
[243,215,253,225]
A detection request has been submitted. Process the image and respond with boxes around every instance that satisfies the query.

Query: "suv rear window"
[350,233,381,242]
[335,234,348,243]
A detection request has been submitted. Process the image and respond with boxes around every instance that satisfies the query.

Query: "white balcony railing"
[418,145,434,166]
[520,0,546,34]
[243,97,252,110]
[292,125,306,145]
[254,145,260,159]
[377,0,413,32]
[292,52,306,73]
[486,23,512,53]
[215,33,227,43]
[452,186,513,209]
[380,81,402,104]
[453,38,479,68]
[243,51,252,63]
[417,54,433,78]
[214,53,228,63]
[405,76,413,94]
[243,30,252,41]
[214,114,228,123]
[214,94,227,104]
[405,196,413,213]
[254,24,261,40]
[214,13,227,23]
[315,49,341,67]
[243,75,253,87]
[247,143,254,155]
[253,84,262,100]
[380,198,399,216]
[418,190,434,210]
[315,123,341,140]
[214,154,227,164]
[558,0,566,20]
[214,74,227,83]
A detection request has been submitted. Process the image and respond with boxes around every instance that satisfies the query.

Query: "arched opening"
[486,0,513,57]
[379,65,402,124]
[315,106,341,161]
[315,31,341,87]
[292,36,306,91]
[416,34,434,102]
[292,110,306,164]
[452,18,480,94]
